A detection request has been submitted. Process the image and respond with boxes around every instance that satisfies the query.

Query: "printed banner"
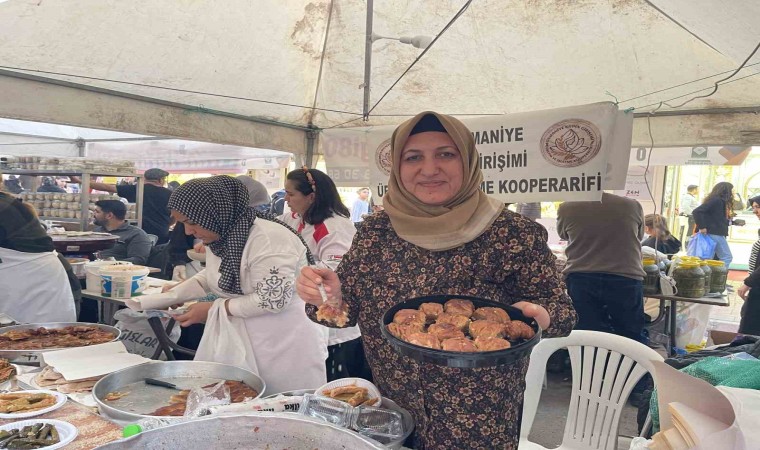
[630,146,752,166]
[321,102,633,203]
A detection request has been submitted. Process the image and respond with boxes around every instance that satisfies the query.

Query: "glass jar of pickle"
[642,258,660,295]
[699,260,712,296]
[706,260,728,293]
[673,262,705,298]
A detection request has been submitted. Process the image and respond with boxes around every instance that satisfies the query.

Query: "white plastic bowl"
[316,378,382,407]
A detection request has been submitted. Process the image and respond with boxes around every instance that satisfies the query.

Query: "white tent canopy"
[0,118,292,173]
[0,0,759,154]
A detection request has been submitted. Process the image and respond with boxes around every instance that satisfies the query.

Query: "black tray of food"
[380,294,542,368]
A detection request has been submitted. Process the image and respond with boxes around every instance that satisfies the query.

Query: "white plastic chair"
[519,330,664,450]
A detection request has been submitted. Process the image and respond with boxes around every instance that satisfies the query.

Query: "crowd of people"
[3,110,760,449]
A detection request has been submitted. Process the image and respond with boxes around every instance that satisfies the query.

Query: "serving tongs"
[144,378,180,390]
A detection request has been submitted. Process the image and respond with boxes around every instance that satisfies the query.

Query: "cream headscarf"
[383,111,504,251]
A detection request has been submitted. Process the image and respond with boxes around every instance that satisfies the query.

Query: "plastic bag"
[114,309,181,359]
[184,381,231,418]
[675,303,712,349]
[628,437,652,449]
[686,233,717,259]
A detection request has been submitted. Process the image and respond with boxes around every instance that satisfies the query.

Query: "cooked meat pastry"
[504,320,536,340]
[427,323,465,340]
[316,302,349,327]
[393,309,426,326]
[436,313,470,331]
[418,303,444,322]
[0,358,16,384]
[407,332,441,349]
[472,307,510,323]
[469,320,507,339]
[0,326,114,350]
[387,322,425,340]
[441,337,478,352]
[474,336,511,351]
[444,299,475,317]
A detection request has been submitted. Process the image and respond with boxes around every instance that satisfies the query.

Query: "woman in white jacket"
[168,176,328,394]
[280,167,372,381]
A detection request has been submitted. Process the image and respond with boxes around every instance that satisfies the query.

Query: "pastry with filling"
[387,322,425,341]
[441,337,478,352]
[504,320,536,340]
[475,336,511,351]
[0,358,16,384]
[444,299,475,317]
[469,320,507,339]
[393,309,426,326]
[316,302,349,327]
[435,313,470,332]
[472,307,510,324]
[418,303,444,323]
[406,332,441,350]
[427,322,465,340]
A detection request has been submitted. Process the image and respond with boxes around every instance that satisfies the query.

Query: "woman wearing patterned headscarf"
[297,112,577,449]
[164,176,328,394]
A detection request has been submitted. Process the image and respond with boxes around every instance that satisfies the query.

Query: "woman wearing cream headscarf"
[297,112,577,449]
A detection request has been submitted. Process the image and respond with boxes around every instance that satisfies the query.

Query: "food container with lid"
[673,262,705,298]
[699,260,712,296]
[85,260,131,293]
[706,260,728,293]
[99,265,150,298]
[642,258,660,295]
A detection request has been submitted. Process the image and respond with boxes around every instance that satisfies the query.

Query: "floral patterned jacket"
[307,210,576,449]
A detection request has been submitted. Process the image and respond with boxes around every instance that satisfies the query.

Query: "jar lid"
[642,258,656,265]
[706,260,725,267]
[677,262,700,269]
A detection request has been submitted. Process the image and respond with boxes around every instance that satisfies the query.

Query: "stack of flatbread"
[34,366,101,394]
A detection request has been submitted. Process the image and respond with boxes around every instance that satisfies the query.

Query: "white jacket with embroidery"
[172,218,328,393]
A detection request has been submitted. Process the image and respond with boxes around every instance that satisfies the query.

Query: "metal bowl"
[380,294,542,368]
[93,361,266,422]
[94,413,384,450]
[0,322,121,365]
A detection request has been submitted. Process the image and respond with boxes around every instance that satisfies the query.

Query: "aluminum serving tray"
[93,361,266,422]
[0,322,121,365]
[95,413,384,450]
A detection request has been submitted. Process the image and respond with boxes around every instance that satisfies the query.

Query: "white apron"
[186,220,328,395]
[0,248,76,323]
[194,280,328,395]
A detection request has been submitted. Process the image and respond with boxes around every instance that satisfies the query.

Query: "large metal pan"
[94,413,384,450]
[0,322,121,365]
[93,361,266,422]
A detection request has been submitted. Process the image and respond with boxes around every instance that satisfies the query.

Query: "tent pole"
[76,138,85,157]
[305,126,318,168]
[362,0,374,120]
